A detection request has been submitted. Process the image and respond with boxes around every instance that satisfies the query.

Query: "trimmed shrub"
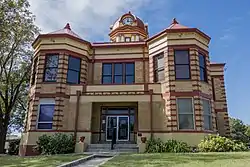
[145,138,191,153]
[198,135,248,152]
[35,133,75,155]
[7,139,20,155]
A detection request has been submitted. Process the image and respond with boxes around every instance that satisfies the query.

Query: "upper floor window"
[44,54,59,82]
[202,99,212,130]
[67,56,81,84]
[125,37,131,42]
[37,99,55,130]
[177,98,194,130]
[153,53,164,82]
[174,50,190,80]
[31,57,38,85]
[102,63,135,84]
[199,54,207,82]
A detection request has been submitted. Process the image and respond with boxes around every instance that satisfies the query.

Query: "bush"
[7,139,20,155]
[35,133,75,155]
[198,135,248,152]
[145,138,191,153]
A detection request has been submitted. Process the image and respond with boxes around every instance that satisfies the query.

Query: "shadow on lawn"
[102,153,250,167]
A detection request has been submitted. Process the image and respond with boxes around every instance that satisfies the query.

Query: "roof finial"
[172,18,179,24]
[128,11,131,14]
[64,23,71,30]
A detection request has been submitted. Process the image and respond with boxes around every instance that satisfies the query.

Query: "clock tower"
[109,11,148,42]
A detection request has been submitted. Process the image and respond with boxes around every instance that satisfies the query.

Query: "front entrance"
[106,116,129,141]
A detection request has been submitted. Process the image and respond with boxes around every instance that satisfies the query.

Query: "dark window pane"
[38,123,52,129]
[46,55,59,67]
[125,63,134,75]
[114,75,123,84]
[177,98,193,114]
[130,108,135,114]
[44,68,58,81]
[102,76,112,84]
[200,68,206,81]
[157,55,164,68]
[199,54,205,68]
[67,70,80,84]
[175,51,189,64]
[204,116,212,130]
[103,64,112,75]
[203,100,211,115]
[130,115,134,132]
[125,75,134,84]
[68,56,80,71]
[39,105,55,122]
[175,65,190,79]
[155,69,164,82]
[178,115,194,129]
[106,108,129,114]
[114,63,123,75]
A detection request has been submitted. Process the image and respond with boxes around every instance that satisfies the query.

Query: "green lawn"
[101,152,250,167]
[0,154,86,167]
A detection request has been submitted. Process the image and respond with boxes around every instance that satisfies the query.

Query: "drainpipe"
[149,89,153,139]
[73,90,81,142]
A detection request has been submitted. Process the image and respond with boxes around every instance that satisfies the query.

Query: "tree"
[229,117,249,143]
[0,0,38,153]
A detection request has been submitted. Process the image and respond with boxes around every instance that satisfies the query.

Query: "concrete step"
[88,144,138,149]
[86,144,138,153]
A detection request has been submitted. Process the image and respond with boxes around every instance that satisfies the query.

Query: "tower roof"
[110,11,146,32]
[48,23,82,39]
[167,18,189,29]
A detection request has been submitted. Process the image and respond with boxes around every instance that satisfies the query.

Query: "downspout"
[73,90,81,142]
[149,89,153,139]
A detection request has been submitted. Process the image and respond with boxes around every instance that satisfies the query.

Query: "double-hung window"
[37,99,55,130]
[102,63,135,84]
[44,54,59,82]
[67,56,81,84]
[202,99,212,130]
[174,50,190,80]
[153,53,164,82]
[177,98,194,129]
[199,54,207,82]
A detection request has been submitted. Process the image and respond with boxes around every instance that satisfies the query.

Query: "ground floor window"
[177,98,194,130]
[37,99,55,130]
[202,99,212,130]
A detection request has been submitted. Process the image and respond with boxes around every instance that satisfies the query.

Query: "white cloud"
[28,0,151,41]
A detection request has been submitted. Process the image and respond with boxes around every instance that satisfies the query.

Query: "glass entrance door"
[106,116,129,141]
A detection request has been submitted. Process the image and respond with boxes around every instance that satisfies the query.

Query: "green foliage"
[35,133,75,155]
[7,139,20,155]
[0,0,39,153]
[198,135,248,152]
[145,138,191,153]
[229,117,250,143]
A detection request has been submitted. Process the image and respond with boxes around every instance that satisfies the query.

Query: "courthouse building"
[19,12,229,155]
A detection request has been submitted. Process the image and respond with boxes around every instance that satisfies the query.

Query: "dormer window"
[125,37,131,42]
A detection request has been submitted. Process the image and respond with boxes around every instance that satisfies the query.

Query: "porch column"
[77,100,92,144]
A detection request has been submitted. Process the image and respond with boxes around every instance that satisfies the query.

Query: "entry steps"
[86,144,138,153]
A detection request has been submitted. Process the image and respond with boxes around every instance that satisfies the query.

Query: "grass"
[0,154,86,167]
[101,152,250,167]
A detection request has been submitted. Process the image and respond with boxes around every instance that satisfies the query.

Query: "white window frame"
[176,97,195,130]
[202,98,213,130]
[36,98,55,130]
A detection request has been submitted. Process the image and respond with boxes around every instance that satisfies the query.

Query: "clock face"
[122,17,133,25]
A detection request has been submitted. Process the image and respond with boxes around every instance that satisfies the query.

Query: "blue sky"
[29,0,250,124]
